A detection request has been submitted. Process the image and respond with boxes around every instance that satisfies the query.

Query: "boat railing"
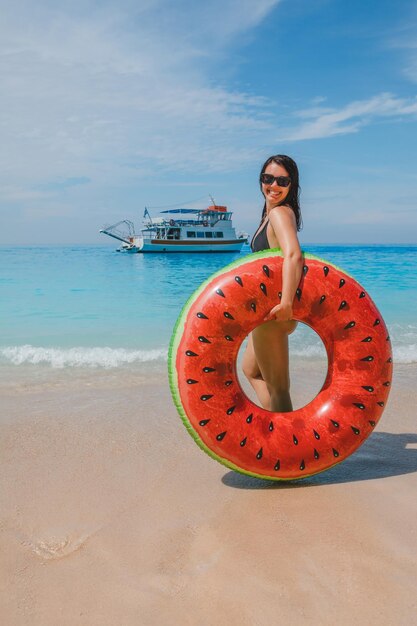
[100,220,136,245]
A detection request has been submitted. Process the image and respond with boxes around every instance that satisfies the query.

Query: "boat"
[100,205,248,253]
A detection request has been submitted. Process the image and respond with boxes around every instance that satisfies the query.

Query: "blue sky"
[1,0,416,244]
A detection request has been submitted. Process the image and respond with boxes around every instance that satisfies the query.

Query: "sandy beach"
[1,361,416,626]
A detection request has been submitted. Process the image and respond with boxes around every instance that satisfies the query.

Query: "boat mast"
[144,207,154,225]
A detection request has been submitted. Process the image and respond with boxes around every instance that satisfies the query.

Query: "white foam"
[290,344,327,359]
[392,344,417,364]
[0,345,168,369]
[1,337,416,370]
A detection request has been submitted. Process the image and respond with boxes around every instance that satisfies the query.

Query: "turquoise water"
[1,244,416,368]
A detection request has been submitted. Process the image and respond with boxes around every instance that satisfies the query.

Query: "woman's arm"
[264,206,303,322]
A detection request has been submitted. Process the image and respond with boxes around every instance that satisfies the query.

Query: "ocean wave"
[290,344,327,359]
[1,339,416,369]
[393,345,417,364]
[0,345,168,369]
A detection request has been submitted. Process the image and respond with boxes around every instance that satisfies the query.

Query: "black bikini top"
[250,218,270,252]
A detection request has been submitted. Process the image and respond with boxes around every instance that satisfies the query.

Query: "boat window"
[205,232,213,238]
[167,228,181,240]
[197,232,204,238]
[187,231,196,238]
[215,232,224,238]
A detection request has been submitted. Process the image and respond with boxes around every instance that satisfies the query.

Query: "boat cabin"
[141,206,234,242]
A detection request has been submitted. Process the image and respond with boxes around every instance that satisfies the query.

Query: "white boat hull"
[137,239,245,253]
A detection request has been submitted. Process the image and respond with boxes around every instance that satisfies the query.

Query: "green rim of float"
[168,248,356,481]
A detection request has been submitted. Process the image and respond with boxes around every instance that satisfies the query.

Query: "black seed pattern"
[216,288,225,297]
[361,336,372,342]
[225,335,234,341]
[246,413,253,424]
[300,460,305,471]
[198,336,211,343]
[338,301,347,311]
[330,419,339,428]
[256,448,263,460]
[313,429,320,440]
[359,291,366,298]
[362,385,374,392]
[293,434,298,445]
[262,265,270,277]
[320,295,326,304]
[324,266,329,277]
[225,380,233,387]
[186,379,198,384]
[240,437,247,447]
[339,279,346,288]
[314,449,320,459]
[369,420,376,427]
[226,406,236,415]
[361,356,374,362]
[274,460,281,471]
[250,302,257,313]
[199,419,210,426]
[373,319,380,327]
[386,335,390,341]
[216,432,227,441]
[223,311,234,320]
[269,421,274,432]
[383,381,390,387]
[203,367,216,373]
[260,283,267,296]
[333,448,340,458]
[303,265,309,276]
[197,312,208,319]
[186,350,198,357]
[351,426,360,435]
[235,276,243,287]
[387,357,392,363]
[296,288,302,301]
[200,394,213,401]
[344,321,356,330]
[278,291,282,299]
[353,403,365,410]
[377,401,385,407]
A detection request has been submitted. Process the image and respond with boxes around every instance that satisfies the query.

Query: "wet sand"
[1,363,416,625]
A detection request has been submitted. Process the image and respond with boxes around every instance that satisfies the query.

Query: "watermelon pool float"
[168,250,393,480]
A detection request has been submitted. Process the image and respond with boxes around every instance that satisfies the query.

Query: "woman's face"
[261,161,291,208]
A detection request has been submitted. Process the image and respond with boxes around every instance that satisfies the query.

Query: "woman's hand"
[264,301,293,322]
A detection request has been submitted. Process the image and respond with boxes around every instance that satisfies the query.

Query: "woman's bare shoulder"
[269,204,296,224]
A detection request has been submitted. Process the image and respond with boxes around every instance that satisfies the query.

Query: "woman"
[242,154,303,412]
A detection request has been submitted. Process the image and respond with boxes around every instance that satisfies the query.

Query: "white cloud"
[0,0,283,200]
[283,93,417,141]
[386,16,417,83]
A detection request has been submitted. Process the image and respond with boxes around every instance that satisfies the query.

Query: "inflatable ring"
[168,250,393,480]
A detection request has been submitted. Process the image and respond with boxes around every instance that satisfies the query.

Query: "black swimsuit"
[250,219,270,252]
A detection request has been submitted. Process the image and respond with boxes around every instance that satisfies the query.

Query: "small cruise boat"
[100,205,248,253]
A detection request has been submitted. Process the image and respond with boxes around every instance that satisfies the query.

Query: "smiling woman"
[243,155,304,413]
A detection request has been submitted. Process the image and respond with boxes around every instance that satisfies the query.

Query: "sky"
[1,0,416,244]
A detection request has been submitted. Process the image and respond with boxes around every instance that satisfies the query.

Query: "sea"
[1,244,416,376]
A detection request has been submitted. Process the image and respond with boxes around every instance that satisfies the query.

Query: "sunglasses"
[260,173,291,187]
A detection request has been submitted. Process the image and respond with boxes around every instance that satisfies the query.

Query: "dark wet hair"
[259,154,302,231]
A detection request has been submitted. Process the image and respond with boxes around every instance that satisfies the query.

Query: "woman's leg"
[252,320,297,412]
[241,334,271,410]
